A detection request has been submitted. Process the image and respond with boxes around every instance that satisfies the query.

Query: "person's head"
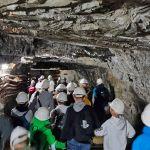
[16,92,29,106]
[96,78,103,85]
[141,103,150,127]
[48,75,53,81]
[34,107,50,121]
[30,80,35,87]
[10,126,29,150]
[56,92,68,105]
[38,75,45,82]
[79,78,89,89]
[67,82,75,94]
[73,87,86,102]
[41,79,49,91]
[109,98,125,117]
[55,84,67,93]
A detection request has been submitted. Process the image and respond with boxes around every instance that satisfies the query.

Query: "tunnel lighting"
[1,64,9,70]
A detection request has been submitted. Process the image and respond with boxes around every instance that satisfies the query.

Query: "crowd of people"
[0,74,149,150]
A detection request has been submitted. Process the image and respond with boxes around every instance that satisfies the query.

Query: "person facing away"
[79,78,92,106]
[29,79,54,113]
[95,98,135,150]
[47,75,55,93]
[50,92,68,140]
[93,78,111,124]
[61,87,97,150]
[132,103,150,150]
[66,82,76,106]
[30,107,66,150]
[11,92,33,129]
[10,126,30,150]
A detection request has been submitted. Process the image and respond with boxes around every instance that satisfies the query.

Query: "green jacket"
[30,117,66,150]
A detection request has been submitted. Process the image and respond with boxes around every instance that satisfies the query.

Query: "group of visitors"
[0,74,149,150]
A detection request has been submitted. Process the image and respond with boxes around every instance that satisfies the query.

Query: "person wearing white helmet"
[0,103,13,150]
[28,80,36,99]
[79,78,92,106]
[48,75,55,92]
[30,107,66,150]
[55,84,67,93]
[95,98,135,150]
[61,87,97,150]
[10,126,29,150]
[11,92,33,129]
[29,79,54,113]
[50,92,69,139]
[66,82,76,105]
[92,78,111,124]
[132,103,150,150]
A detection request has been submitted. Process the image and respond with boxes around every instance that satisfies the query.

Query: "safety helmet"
[56,92,68,102]
[30,80,35,86]
[97,78,103,85]
[73,87,86,97]
[48,75,53,80]
[34,107,50,121]
[40,75,44,80]
[55,84,66,92]
[67,82,75,92]
[10,126,28,150]
[109,98,125,114]
[41,79,49,89]
[16,92,28,104]
[79,78,88,84]
[141,104,150,127]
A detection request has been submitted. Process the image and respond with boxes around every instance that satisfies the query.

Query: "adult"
[66,82,75,105]
[11,92,33,129]
[93,78,111,124]
[48,75,55,93]
[29,79,54,113]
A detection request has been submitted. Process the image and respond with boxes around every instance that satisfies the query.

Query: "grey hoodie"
[95,116,135,150]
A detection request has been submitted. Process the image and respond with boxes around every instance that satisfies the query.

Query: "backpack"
[29,92,42,113]
[11,111,30,129]
[30,126,50,150]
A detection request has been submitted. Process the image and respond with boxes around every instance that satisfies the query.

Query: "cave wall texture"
[0,0,150,125]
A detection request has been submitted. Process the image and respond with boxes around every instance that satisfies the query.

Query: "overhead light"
[1,64,9,70]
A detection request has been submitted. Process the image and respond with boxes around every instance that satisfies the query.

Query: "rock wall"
[0,0,149,125]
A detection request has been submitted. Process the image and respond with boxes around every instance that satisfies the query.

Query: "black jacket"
[61,105,98,143]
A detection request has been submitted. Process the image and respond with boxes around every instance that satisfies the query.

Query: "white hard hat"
[79,78,88,84]
[109,98,125,114]
[48,75,52,80]
[16,92,28,104]
[97,78,103,85]
[30,80,35,86]
[73,82,78,88]
[10,126,28,150]
[56,92,68,102]
[55,84,66,92]
[41,79,49,89]
[141,104,150,127]
[73,87,86,97]
[34,107,50,121]
[40,75,45,80]
[67,82,75,92]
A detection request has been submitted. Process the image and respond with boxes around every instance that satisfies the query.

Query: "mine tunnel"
[0,0,150,149]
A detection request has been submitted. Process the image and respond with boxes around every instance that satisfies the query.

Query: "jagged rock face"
[0,0,149,125]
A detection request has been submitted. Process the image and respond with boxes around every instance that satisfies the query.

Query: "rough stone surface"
[0,0,149,126]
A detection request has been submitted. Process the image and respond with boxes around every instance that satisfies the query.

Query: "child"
[132,103,150,150]
[50,92,68,140]
[30,107,66,150]
[10,126,29,150]
[94,98,135,150]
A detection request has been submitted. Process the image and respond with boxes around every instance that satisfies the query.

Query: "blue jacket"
[132,126,150,150]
